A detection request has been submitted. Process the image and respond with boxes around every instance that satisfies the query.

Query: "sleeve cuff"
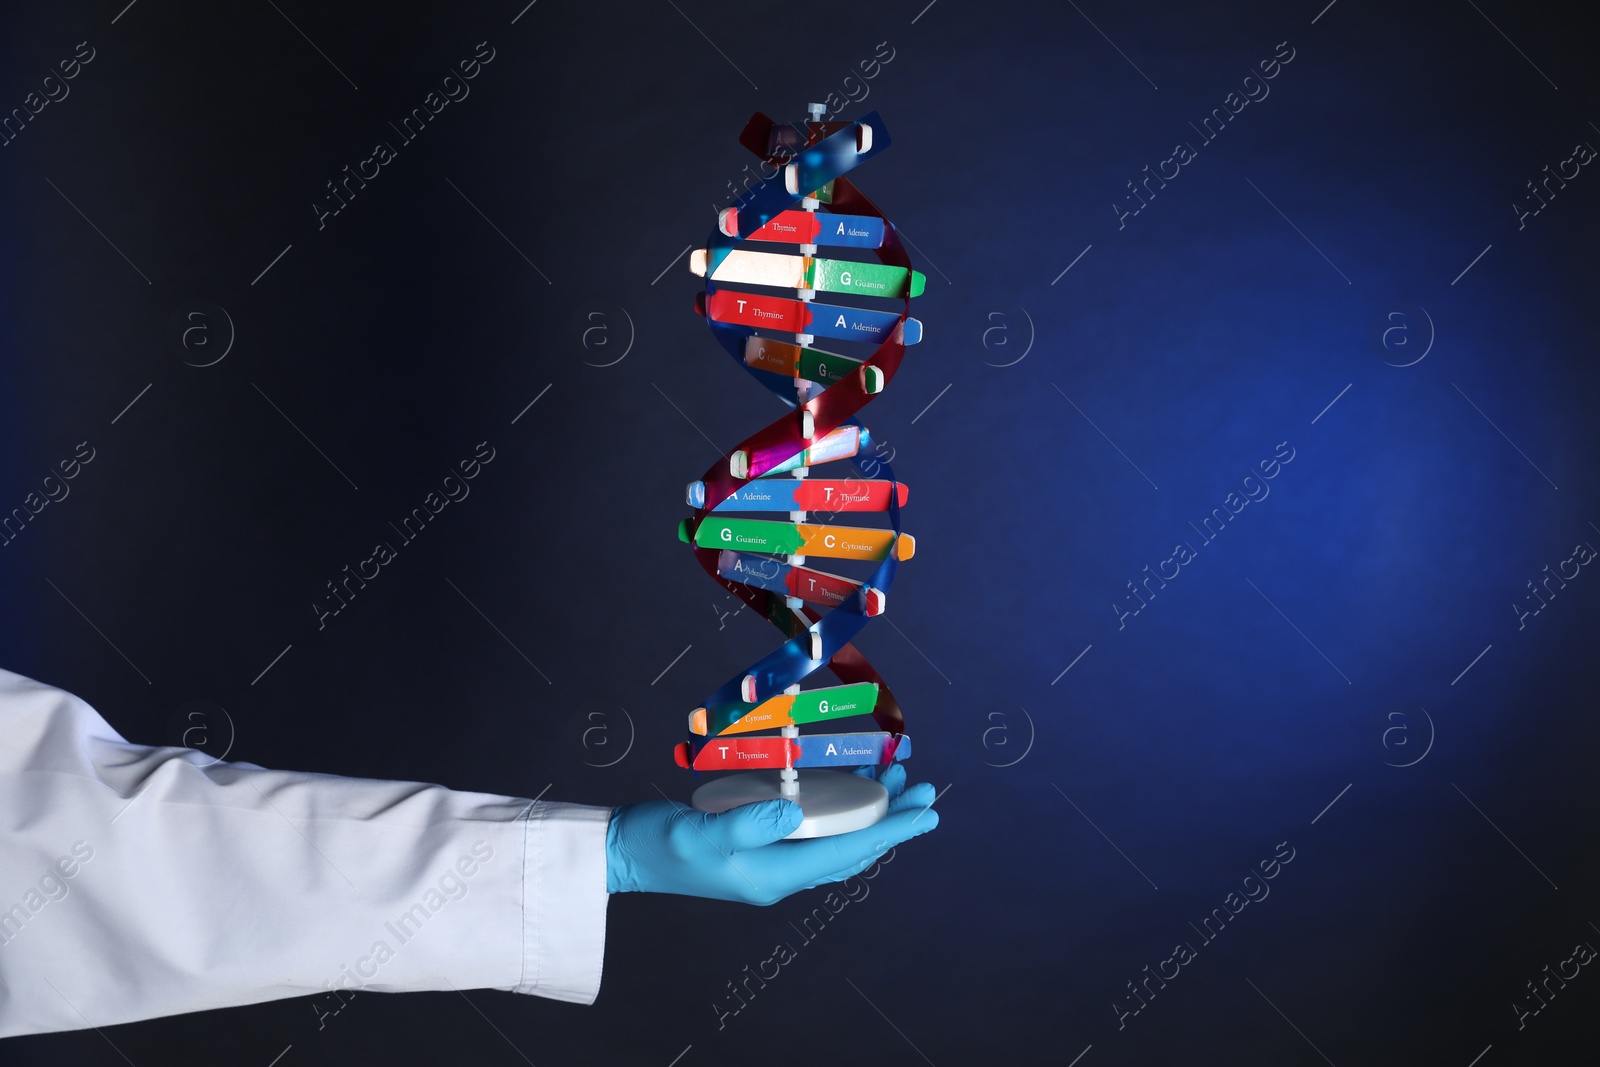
[513,801,612,1004]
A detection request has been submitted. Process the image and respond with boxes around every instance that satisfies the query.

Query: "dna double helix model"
[672,105,923,837]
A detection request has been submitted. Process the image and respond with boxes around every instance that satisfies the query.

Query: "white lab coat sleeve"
[0,667,612,1037]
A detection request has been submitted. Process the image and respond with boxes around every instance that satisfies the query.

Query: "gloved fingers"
[851,759,908,797]
[697,798,803,854]
[759,804,939,891]
[803,857,879,890]
[886,778,935,816]
[807,836,908,886]
[851,805,938,855]
[874,762,908,801]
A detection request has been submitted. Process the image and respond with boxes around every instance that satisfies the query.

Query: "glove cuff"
[604,805,634,894]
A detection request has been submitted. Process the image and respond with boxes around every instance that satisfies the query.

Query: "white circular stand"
[692,769,888,839]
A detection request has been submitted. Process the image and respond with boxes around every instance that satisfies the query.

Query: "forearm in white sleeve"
[0,667,611,1038]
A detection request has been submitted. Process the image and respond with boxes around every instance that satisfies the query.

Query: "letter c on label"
[824,534,836,548]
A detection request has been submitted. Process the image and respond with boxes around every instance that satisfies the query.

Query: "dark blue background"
[3,1,1597,1063]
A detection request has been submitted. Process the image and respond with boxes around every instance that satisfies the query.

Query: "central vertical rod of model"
[776,102,831,799]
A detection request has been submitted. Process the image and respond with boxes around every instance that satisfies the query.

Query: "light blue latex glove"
[605,763,938,905]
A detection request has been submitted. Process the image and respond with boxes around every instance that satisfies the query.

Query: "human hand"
[605,764,938,904]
